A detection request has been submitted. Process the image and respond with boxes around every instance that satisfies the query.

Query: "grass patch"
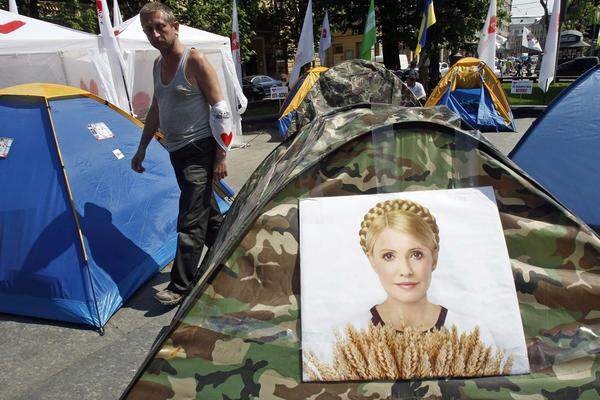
[503,82,570,106]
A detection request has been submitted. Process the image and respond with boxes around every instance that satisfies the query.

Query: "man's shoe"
[154,289,184,305]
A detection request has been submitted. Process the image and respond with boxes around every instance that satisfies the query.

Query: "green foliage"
[563,0,599,32]
[539,0,600,34]
[44,0,98,33]
[150,0,257,63]
[318,0,490,72]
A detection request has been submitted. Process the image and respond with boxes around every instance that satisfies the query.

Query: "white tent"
[115,15,247,146]
[0,10,121,106]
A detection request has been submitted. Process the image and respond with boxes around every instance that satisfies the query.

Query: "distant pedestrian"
[406,71,426,103]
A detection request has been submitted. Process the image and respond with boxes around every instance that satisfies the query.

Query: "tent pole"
[44,99,104,334]
[58,51,70,86]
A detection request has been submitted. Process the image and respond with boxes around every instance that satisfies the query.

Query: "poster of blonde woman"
[300,187,530,382]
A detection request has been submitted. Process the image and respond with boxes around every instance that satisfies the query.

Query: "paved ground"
[0,117,533,400]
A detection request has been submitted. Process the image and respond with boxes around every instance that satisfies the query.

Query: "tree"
[319,0,494,89]
[138,0,259,64]
[538,0,600,33]
[2,0,97,32]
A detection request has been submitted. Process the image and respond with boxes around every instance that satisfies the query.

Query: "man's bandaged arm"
[210,100,233,152]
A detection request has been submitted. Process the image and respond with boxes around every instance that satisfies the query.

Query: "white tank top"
[153,48,211,152]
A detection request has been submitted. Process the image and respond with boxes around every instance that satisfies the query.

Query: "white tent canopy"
[115,15,247,146]
[0,10,123,107]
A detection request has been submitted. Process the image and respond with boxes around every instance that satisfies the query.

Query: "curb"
[511,105,546,118]
[242,114,278,124]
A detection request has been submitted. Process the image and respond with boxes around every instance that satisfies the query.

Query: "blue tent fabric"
[0,94,180,327]
[0,96,93,325]
[437,86,515,132]
[277,111,295,137]
[214,180,235,215]
[510,66,600,231]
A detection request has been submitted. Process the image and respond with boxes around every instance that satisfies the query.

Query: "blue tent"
[510,66,600,232]
[426,57,515,132]
[0,84,179,329]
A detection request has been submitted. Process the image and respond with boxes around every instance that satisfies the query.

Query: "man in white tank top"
[131,3,230,305]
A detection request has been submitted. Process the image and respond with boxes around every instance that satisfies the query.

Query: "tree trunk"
[539,0,550,33]
[428,43,441,92]
[381,34,400,70]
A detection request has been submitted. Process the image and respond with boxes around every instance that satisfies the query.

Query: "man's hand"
[131,149,146,173]
[213,148,227,180]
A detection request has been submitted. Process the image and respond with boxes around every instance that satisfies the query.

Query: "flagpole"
[552,0,565,85]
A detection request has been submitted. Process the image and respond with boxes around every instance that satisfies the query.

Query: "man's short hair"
[140,2,177,24]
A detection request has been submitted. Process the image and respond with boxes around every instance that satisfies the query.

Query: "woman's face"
[367,227,437,304]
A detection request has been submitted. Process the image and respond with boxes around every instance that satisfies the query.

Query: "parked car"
[556,57,599,78]
[242,75,283,101]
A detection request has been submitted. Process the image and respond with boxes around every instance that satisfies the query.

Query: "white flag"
[113,0,123,28]
[319,11,331,65]
[9,0,18,14]
[96,0,132,113]
[477,0,497,69]
[231,0,242,85]
[496,34,507,48]
[289,0,314,87]
[522,27,542,52]
[538,0,561,92]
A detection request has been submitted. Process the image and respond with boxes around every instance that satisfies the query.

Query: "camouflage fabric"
[124,104,600,400]
[285,60,420,139]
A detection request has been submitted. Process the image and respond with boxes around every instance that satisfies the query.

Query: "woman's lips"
[395,282,419,288]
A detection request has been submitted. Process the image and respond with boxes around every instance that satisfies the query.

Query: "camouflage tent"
[284,60,419,139]
[123,103,599,400]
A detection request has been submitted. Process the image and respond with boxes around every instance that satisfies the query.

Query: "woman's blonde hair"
[359,199,440,256]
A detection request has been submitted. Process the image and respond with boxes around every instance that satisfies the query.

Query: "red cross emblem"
[0,20,26,34]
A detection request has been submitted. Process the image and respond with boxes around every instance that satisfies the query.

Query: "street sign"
[511,80,533,94]
[270,85,289,100]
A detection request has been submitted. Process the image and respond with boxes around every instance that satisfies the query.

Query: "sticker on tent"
[112,149,124,160]
[300,187,530,382]
[87,122,114,140]
[0,137,14,158]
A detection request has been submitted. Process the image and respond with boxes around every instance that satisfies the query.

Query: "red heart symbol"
[220,132,233,147]
[0,20,26,34]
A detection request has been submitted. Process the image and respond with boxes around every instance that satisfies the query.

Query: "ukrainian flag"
[415,0,436,59]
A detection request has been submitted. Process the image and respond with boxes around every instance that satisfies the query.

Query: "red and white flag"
[231,0,242,85]
[96,0,131,113]
[538,0,561,92]
[477,0,497,69]
[9,0,18,14]
[522,27,542,52]
[319,10,331,65]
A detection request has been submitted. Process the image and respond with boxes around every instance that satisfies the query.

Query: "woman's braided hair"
[359,199,440,254]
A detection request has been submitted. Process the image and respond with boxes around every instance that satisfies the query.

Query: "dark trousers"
[168,137,222,294]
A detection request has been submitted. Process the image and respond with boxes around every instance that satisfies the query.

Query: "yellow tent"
[425,58,514,131]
